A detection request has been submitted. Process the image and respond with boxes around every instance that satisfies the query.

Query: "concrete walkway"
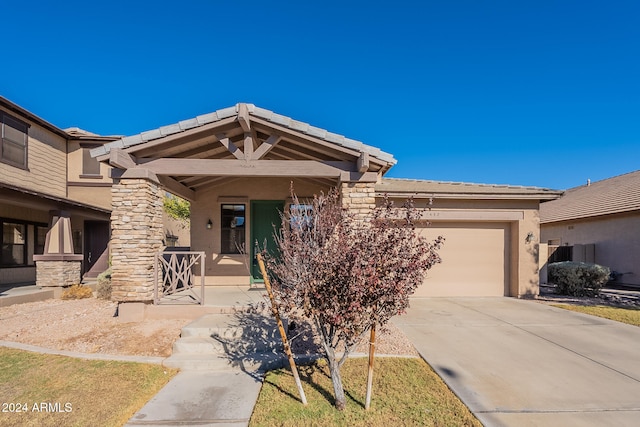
[393,297,640,427]
[125,371,263,427]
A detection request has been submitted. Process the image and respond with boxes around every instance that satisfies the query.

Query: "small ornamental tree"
[263,187,443,410]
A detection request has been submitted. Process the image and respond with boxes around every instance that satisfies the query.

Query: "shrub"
[548,262,610,297]
[96,268,112,300]
[61,284,94,300]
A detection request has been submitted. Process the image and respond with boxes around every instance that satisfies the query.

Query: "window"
[1,113,28,168]
[221,204,245,254]
[2,222,26,266]
[81,147,101,176]
[289,204,314,231]
[0,219,47,267]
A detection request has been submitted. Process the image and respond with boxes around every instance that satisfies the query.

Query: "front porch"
[92,103,395,304]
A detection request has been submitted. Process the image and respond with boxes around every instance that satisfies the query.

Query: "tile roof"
[540,170,640,223]
[377,178,562,200]
[91,103,396,165]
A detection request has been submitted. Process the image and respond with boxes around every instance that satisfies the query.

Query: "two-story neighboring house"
[0,96,115,286]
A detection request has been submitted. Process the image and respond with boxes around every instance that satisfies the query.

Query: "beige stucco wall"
[66,140,113,210]
[163,215,190,247]
[191,177,332,285]
[541,212,640,286]
[66,140,112,183]
[0,107,67,198]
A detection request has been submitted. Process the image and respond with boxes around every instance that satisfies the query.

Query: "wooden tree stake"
[257,253,308,405]
[365,323,376,409]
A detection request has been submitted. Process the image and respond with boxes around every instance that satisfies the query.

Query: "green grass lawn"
[552,304,640,326]
[250,357,481,427]
[0,347,176,427]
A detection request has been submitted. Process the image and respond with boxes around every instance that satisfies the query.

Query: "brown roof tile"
[377,178,562,200]
[540,170,640,223]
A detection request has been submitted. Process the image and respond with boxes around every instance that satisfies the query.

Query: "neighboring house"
[0,97,115,285]
[89,103,561,303]
[0,97,192,288]
[540,171,640,287]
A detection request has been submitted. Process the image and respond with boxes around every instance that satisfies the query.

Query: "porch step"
[165,312,285,372]
[172,336,225,354]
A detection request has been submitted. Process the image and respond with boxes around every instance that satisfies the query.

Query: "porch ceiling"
[92,104,395,200]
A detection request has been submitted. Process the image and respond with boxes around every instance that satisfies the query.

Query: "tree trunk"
[317,320,347,410]
[328,355,347,410]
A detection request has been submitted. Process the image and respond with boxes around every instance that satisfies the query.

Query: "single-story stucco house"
[87,103,562,304]
[540,171,640,287]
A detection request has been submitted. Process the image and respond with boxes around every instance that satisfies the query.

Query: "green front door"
[250,200,284,282]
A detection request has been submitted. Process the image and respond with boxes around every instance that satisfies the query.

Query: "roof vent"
[587,179,591,186]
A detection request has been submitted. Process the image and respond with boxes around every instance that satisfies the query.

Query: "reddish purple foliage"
[262,187,443,409]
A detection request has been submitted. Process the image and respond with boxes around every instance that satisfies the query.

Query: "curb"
[0,340,166,365]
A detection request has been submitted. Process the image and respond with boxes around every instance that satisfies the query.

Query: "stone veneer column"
[340,181,376,220]
[110,177,164,302]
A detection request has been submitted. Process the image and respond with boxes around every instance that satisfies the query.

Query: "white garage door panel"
[415,223,509,297]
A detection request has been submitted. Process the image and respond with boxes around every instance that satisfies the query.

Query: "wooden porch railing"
[154,251,205,305]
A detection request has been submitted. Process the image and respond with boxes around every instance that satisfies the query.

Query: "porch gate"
[154,251,205,305]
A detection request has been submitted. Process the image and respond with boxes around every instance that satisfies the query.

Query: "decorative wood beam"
[339,171,378,183]
[135,158,356,178]
[109,148,138,169]
[237,103,251,132]
[158,176,196,202]
[250,116,391,168]
[357,152,370,173]
[299,177,339,188]
[252,134,281,160]
[216,133,244,160]
[243,132,254,161]
[115,167,161,184]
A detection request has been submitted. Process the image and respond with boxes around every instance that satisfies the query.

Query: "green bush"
[548,262,610,297]
[96,267,112,300]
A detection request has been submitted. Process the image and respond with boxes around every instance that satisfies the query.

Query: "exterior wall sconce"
[525,232,535,243]
[206,219,213,229]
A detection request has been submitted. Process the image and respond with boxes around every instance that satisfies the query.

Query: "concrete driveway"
[392,298,640,427]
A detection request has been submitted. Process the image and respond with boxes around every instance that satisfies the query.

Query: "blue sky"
[2,1,638,190]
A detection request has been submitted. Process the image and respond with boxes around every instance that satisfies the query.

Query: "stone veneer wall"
[35,261,81,287]
[340,182,376,220]
[110,178,164,302]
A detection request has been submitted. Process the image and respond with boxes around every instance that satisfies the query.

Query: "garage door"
[414,222,510,297]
